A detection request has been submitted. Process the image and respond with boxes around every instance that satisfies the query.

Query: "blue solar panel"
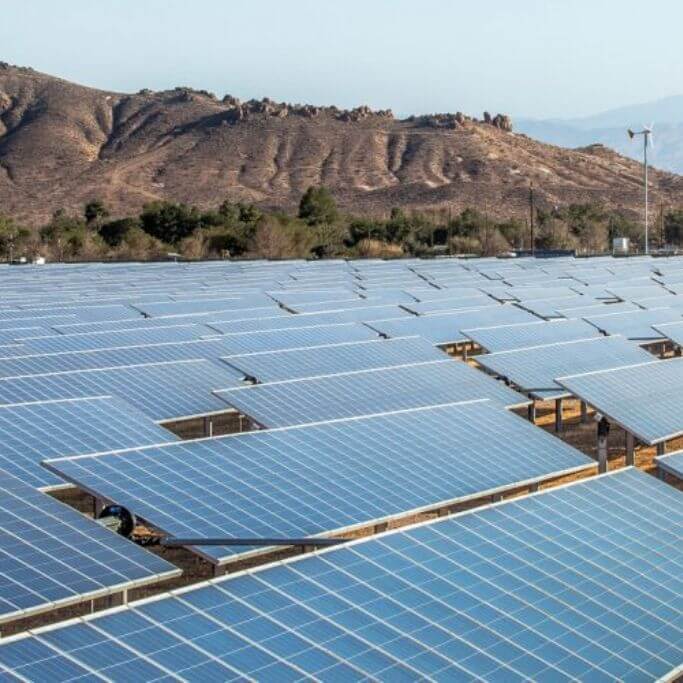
[133,298,281,318]
[401,296,498,315]
[216,323,380,355]
[48,400,593,565]
[0,338,249,379]
[0,396,177,489]
[657,449,683,481]
[583,307,682,341]
[476,335,653,400]
[556,301,640,318]
[3,468,681,681]
[652,320,683,346]
[0,327,46,344]
[223,336,448,382]
[208,306,410,333]
[367,306,539,345]
[19,324,216,354]
[463,319,602,352]
[216,359,529,427]
[556,357,683,444]
[0,469,179,626]
[0,360,242,422]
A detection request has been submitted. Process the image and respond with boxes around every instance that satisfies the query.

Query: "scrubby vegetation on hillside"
[0,187,673,262]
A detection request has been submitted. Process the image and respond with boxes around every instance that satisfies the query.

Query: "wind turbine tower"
[628,125,654,255]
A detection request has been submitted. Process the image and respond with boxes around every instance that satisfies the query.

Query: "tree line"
[0,187,680,261]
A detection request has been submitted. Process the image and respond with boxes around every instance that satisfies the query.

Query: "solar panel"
[652,320,683,346]
[47,400,594,565]
[367,306,539,345]
[514,295,591,319]
[0,327,46,344]
[208,306,410,333]
[582,307,682,341]
[0,338,250,379]
[215,359,529,427]
[0,469,179,626]
[0,396,178,489]
[657,449,683,481]
[463,319,602,353]
[555,301,640,318]
[216,323,380,355]
[3,468,681,681]
[557,357,683,444]
[401,296,498,315]
[476,335,653,400]
[132,299,281,318]
[19,324,215,354]
[224,336,448,382]
[0,359,242,422]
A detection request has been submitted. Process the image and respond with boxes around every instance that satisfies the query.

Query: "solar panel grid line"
[3,469,680,680]
[45,400,593,566]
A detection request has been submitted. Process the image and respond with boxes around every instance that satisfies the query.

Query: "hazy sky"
[2,0,681,119]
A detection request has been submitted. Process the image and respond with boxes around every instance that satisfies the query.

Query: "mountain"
[2,63,683,226]
[517,96,683,174]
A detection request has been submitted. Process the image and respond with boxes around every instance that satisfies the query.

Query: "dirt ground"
[6,394,682,637]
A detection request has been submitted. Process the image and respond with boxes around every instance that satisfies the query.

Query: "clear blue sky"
[2,0,681,119]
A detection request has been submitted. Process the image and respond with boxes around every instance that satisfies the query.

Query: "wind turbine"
[628,124,654,255]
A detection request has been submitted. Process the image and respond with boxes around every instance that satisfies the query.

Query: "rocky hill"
[2,63,683,226]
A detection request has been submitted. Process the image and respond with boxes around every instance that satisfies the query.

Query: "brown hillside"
[1,63,682,226]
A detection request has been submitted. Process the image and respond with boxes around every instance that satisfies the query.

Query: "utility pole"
[628,127,653,255]
[529,182,535,256]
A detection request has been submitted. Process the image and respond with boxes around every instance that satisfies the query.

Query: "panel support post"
[93,497,104,518]
[203,416,213,437]
[580,401,588,423]
[597,417,610,474]
[656,442,665,457]
[530,483,539,493]
[527,402,536,423]
[625,432,635,467]
[554,398,563,432]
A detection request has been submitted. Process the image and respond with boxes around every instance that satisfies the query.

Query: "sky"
[2,0,682,120]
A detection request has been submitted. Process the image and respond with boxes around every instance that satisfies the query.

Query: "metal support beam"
[203,416,213,437]
[530,483,539,493]
[492,493,502,503]
[93,497,104,518]
[656,442,665,456]
[527,402,536,423]
[554,398,563,432]
[580,401,588,424]
[625,432,635,467]
[373,522,388,534]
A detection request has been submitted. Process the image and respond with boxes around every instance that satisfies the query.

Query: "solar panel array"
[463,319,601,353]
[2,469,681,681]
[224,336,447,382]
[0,469,179,625]
[216,359,529,427]
[0,360,242,422]
[0,396,177,489]
[0,255,682,679]
[47,400,594,564]
[557,357,683,444]
[367,306,539,345]
[476,336,653,400]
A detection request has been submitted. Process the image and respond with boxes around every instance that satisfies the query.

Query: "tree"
[664,210,683,246]
[99,218,139,247]
[298,186,338,225]
[139,201,202,244]
[84,200,109,228]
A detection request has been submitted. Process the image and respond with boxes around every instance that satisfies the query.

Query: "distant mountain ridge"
[2,63,683,226]
[517,95,683,173]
